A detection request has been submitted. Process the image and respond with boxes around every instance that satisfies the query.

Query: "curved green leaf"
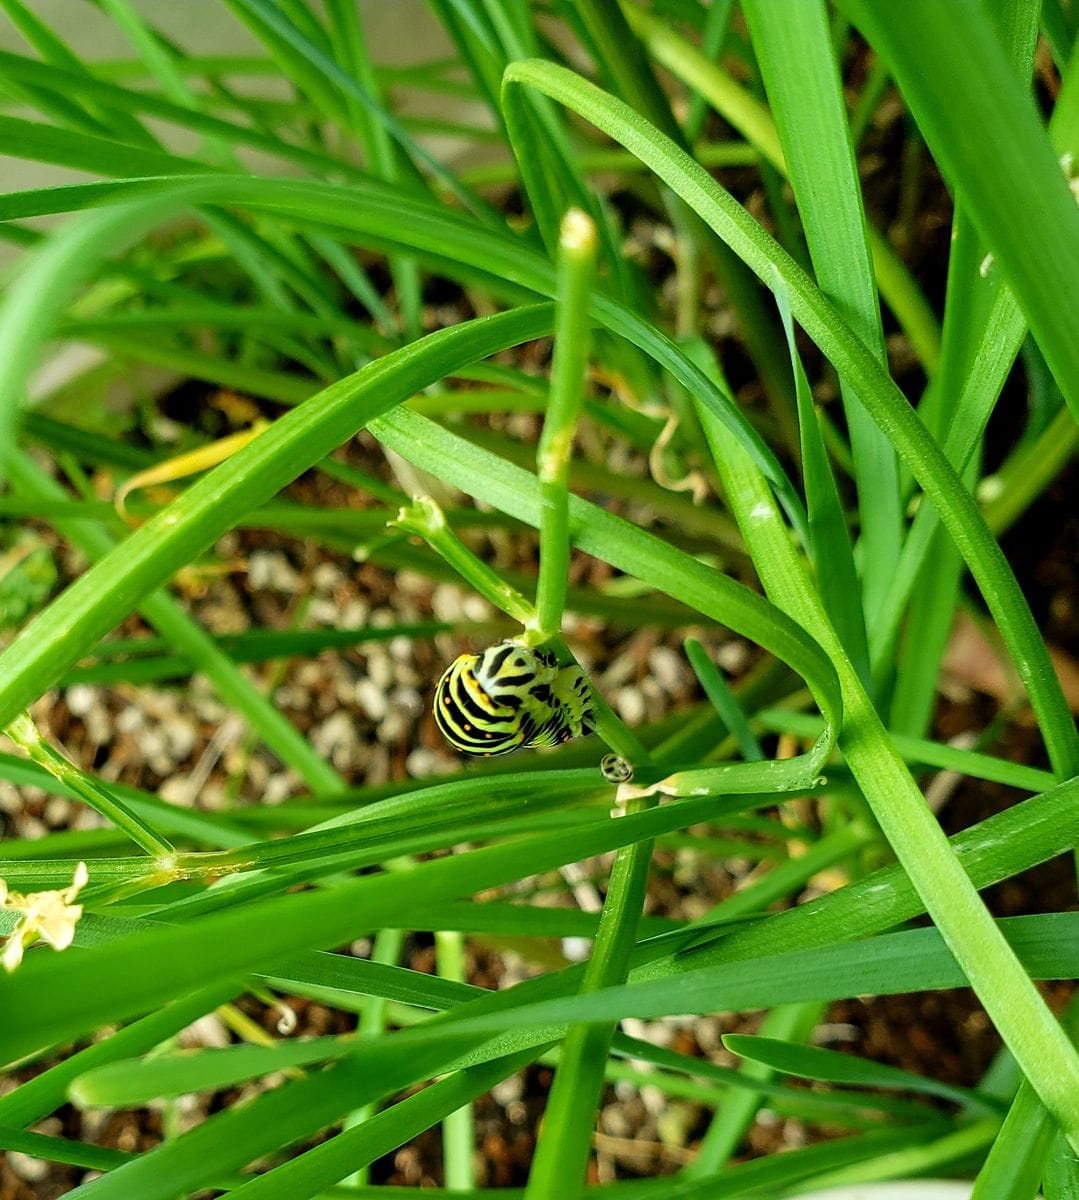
[499,56,1078,780]
[0,302,556,726]
[724,1034,1000,1112]
[838,0,1079,424]
[0,173,808,539]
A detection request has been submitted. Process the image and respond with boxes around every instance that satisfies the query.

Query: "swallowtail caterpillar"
[433,641,595,756]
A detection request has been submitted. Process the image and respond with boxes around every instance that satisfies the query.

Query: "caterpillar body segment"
[434,642,595,756]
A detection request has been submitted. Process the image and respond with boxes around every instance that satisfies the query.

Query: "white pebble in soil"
[65,684,98,716]
[364,650,394,691]
[354,677,388,722]
[312,562,344,593]
[247,551,302,594]
[310,712,360,771]
[649,645,686,695]
[406,748,456,778]
[614,687,646,725]
[8,1152,50,1183]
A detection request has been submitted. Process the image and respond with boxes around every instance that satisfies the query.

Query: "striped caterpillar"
[433,642,594,756]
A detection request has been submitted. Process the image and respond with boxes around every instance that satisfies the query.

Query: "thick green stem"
[535,208,597,642]
[527,205,651,1188]
[436,929,475,1191]
[523,804,654,1199]
[391,496,535,626]
[4,712,173,859]
[697,407,1079,1151]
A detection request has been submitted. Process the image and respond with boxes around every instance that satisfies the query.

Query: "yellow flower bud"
[0,862,88,972]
